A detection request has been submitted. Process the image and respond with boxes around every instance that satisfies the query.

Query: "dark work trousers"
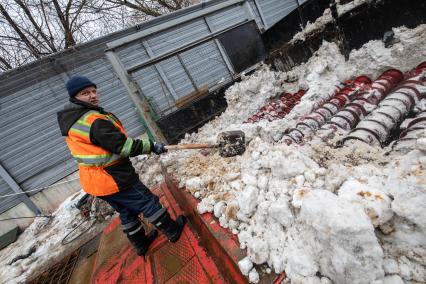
[98,180,166,232]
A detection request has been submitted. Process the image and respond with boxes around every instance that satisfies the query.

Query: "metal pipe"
[244,90,305,123]
[320,69,403,137]
[343,71,425,146]
[283,75,372,144]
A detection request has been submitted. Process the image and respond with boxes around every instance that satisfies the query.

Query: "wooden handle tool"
[163,130,246,157]
[164,144,215,150]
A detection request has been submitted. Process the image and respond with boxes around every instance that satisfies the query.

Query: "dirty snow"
[290,9,333,44]
[291,1,388,45]
[159,24,426,283]
[0,20,425,284]
[0,191,115,283]
[337,0,374,16]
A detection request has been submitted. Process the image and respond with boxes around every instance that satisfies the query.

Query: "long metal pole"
[294,0,306,28]
[105,51,168,143]
[0,162,42,215]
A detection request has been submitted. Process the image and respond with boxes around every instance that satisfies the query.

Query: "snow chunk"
[417,138,426,151]
[248,268,260,283]
[185,177,202,191]
[382,275,404,284]
[247,237,269,264]
[197,196,215,214]
[300,190,384,283]
[238,257,253,276]
[383,258,399,274]
[237,185,258,217]
[213,201,226,218]
[268,199,294,227]
[386,150,426,229]
[338,179,393,226]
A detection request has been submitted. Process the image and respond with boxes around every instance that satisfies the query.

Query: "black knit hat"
[66,75,97,98]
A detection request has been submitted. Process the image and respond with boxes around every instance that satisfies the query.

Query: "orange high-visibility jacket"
[58,101,152,196]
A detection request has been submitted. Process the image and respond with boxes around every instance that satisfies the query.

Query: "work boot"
[126,225,158,257]
[153,211,186,243]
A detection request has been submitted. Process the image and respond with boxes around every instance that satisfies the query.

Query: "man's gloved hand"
[152,142,167,155]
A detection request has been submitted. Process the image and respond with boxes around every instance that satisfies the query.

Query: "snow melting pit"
[3,24,425,284]
[159,24,426,284]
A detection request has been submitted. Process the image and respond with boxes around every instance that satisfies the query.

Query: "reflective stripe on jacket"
[65,110,151,196]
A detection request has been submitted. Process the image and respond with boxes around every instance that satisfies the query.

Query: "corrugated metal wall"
[249,0,308,29]
[0,0,310,214]
[115,9,240,116]
[0,58,145,213]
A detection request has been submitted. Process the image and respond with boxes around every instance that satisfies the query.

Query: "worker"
[57,75,186,257]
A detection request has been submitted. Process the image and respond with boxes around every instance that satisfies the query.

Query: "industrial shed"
[0,0,307,232]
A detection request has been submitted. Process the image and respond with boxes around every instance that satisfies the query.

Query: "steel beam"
[106,0,245,50]
[105,51,167,143]
[203,17,235,76]
[127,20,249,73]
[176,54,199,92]
[141,41,179,102]
[0,162,42,215]
[251,0,268,29]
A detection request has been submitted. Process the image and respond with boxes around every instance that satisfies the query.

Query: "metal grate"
[27,250,80,284]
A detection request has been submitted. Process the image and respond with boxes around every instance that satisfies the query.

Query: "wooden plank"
[175,85,209,108]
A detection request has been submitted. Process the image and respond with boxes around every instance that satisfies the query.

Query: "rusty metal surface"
[68,252,98,284]
[91,181,225,283]
[27,250,80,284]
[92,217,130,276]
[68,235,101,284]
[165,176,247,284]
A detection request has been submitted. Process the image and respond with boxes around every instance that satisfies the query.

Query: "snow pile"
[132,154,164,187]
[161,24,426,283]
[0,191,114,284]
[181,40,348,146]
[290,1,378,44]
[290,8,333,43]
[337,0,374,16]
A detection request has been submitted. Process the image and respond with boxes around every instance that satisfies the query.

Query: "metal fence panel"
[146,19,211,56]
[158,57,194,101]
[116,42,150,70]
[247,0,263,27]
[0,74,71,188]
[132,64,175,116]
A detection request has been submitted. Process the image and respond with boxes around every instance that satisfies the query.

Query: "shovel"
[164,130,246,157]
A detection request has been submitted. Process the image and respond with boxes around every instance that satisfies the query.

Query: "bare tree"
[0,0,195,72]
[104,0,193,17]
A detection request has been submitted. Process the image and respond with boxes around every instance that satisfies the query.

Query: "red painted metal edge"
[164,175,248,284]
[163,175,286,284]
[158,182,226,283]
